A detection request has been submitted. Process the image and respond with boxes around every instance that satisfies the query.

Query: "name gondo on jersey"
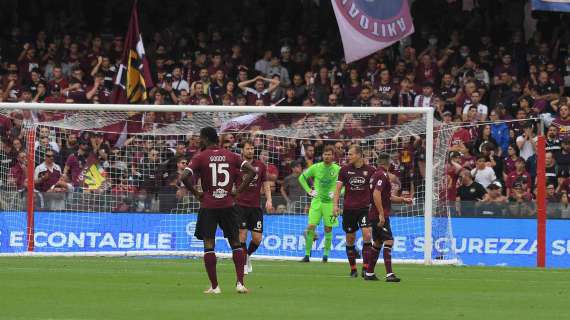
[209,155,226,162]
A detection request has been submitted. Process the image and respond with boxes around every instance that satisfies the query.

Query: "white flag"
[332,0,415,63]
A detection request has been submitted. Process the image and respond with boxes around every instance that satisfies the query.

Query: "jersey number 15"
[209,163,230,187]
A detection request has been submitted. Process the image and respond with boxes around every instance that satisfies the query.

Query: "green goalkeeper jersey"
[298,162,341,203]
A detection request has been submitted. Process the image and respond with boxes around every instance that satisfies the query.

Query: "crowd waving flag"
[531,0,570,12]
[332,0,415,63]
[111,1,154,104]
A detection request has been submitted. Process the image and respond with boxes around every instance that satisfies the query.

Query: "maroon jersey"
[338,163,376,209]
[236,159,267,208]
[244,88,270,106]
[460,155,476,170]
[65,153,87,187]
[503,156,517,175]
[506,171,532,189]
[446,164,460,201]
[368,167,392,220]
[551,118,570,140]
[451,127,471,147]
[187,146,245,209]
[34,163,63,192]
[9,164,27,190]
[559,178,570,197]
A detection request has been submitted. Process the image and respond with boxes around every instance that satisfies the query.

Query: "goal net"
[0,104,457,264]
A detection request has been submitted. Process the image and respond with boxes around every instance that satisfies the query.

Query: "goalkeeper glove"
[309,189,318,197]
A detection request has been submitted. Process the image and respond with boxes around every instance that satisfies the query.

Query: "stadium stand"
[0,0,569,217]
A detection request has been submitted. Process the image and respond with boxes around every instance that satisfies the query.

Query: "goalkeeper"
[298,145,341,263]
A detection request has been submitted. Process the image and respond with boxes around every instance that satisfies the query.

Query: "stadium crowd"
[0,0,569,217]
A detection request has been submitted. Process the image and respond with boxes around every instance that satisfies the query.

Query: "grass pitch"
[0,257,568,320]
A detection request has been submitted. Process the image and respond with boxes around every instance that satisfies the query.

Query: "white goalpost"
[0,103,457,265]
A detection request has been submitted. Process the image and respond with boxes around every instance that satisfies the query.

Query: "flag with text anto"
[332,0,415,63]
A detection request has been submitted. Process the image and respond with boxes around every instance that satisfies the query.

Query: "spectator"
[446,151,463,203]
[159,174,184,213]
[63,139,90,190]
[552,104,570,140]
[545,125,561,153]
[281,160,304,212]
[170,65,190,94]
[137,148,163,211]
[506,157,532,197]
[238,75,280,106]
[352,86,371,107]
[377,69,395,107]
[450,125,472,153]
[210,70,226,104]
[503,143,520,177]
[393,78,415,109]
[544,151,559,189]
[531,71,560,109]
[462,91,488,122]
[481,143,504,185]
[507,180,535,217]
[111,175,137,212]
[344,68,362,103]
[515,124,536,161]
[471,155,497,189]
[34,150,71,210]
[299,144,316,168]
[48,65,69,90]
[555,137,570,178]
[267,55,291,87]
[456,169,487,216]
[493,53,517,84]
[414,81,435,108]
[255,50,272,76]
[473,125,498,155]
[489,110,510,155]
[480,181,508,216]
[9,152,28,192]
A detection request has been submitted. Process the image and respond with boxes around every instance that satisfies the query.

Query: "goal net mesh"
[0,107,456,263]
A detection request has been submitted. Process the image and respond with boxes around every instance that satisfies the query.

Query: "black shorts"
[371,217,393,242]
[342,208,370,233]
[235,205,263,233]
[194,207,239,241]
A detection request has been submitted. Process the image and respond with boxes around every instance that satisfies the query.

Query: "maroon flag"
[111,1,153,104]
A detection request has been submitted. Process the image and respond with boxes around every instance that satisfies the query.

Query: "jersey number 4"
[209,163,230,187]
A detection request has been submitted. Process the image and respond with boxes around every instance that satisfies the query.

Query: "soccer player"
[236,140,273,274]
[298,145,341,262]
[333,145,375,277]
[365,153,412,282]
[181,127,256,294]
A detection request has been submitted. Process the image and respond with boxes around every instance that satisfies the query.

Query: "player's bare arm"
[373,189,385,227]
[332,181,343,217]
[264,180,273,212]
[391,195,413,204]
[236,161,256,195]
[181,168,202,200]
